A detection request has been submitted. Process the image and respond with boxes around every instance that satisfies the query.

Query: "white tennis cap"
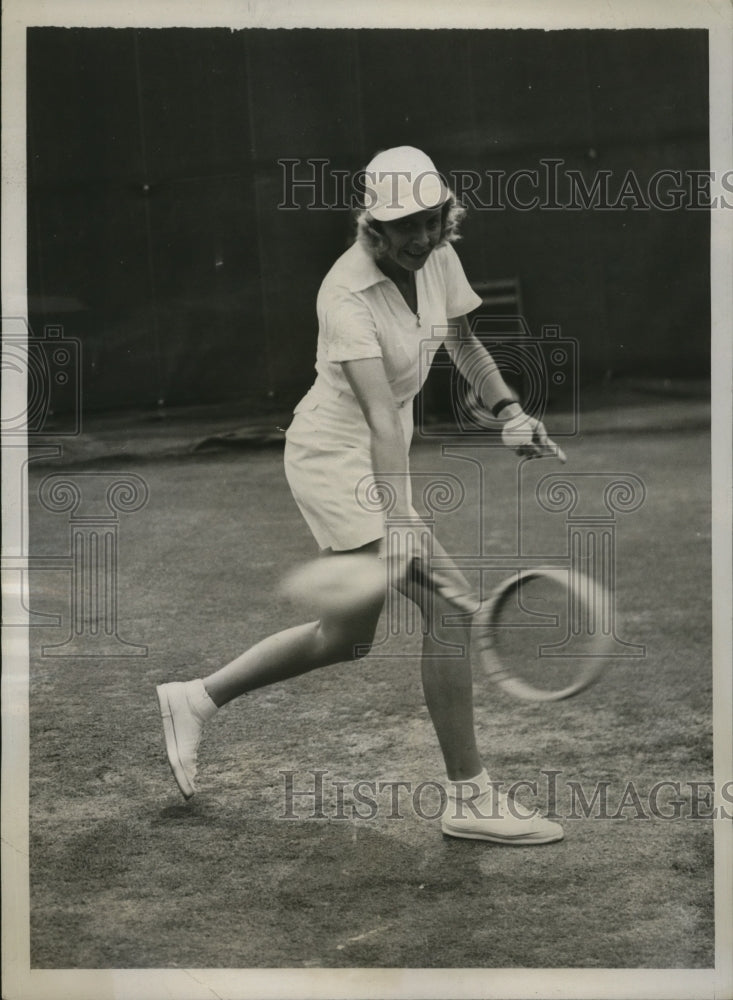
[362,146,450,221]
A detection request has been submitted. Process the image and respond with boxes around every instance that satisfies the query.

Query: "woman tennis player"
[157,146,564,845]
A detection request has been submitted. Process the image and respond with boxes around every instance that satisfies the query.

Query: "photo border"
[3,1,731,998]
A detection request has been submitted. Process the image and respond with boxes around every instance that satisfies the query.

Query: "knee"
[315,594,383,664]
[318,624,376,663]
[332,633,375,662]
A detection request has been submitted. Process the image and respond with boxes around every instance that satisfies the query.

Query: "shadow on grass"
[30,787,714,970]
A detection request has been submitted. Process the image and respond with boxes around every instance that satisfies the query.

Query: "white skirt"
[284,381,414,552]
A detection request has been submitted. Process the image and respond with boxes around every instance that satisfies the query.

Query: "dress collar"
[341,240,391,293]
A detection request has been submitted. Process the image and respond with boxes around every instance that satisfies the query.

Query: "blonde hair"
[354,194,467,259]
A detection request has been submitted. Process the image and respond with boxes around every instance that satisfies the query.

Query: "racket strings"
[472,570,610,701]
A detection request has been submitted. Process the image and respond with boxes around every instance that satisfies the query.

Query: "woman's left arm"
[443,315,559,459]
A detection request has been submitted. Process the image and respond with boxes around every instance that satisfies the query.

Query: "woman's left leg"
[394,532,483,780]
[417,589,483,782]
[400,540,564,843]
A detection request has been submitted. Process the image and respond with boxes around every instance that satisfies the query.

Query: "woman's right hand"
[380,518,431,593]
[381,520,476,614]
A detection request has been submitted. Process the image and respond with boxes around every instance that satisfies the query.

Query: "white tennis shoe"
[441,787,564,845]
[156,681,209,799]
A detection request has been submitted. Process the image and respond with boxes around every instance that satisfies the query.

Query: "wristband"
[491,397,518,419]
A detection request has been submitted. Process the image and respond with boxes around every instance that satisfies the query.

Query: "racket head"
[472,568,611,701]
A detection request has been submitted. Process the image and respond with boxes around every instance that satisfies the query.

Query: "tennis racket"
[420,559,611,702]
[469,567,611,701]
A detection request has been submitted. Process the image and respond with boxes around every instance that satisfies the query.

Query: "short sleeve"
[441,244,483,319]
[320,291,383,363]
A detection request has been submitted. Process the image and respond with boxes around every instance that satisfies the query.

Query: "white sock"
[447,768,493,801]
[186,678,218,721]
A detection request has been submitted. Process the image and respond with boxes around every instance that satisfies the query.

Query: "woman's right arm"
[341,356,473,606]
[340,357,413,518]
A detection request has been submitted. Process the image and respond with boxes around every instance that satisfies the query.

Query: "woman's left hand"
[501,409,567,461]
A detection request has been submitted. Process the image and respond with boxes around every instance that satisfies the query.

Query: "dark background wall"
[27,27,709,415]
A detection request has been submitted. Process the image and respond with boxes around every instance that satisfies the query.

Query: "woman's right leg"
[157,541,384,798]
[203,590,383,706]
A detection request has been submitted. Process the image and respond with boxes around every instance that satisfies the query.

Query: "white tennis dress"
[284,239,482,551]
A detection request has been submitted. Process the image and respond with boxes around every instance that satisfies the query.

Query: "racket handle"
[411,557,477,615]
[521,440,566,463]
